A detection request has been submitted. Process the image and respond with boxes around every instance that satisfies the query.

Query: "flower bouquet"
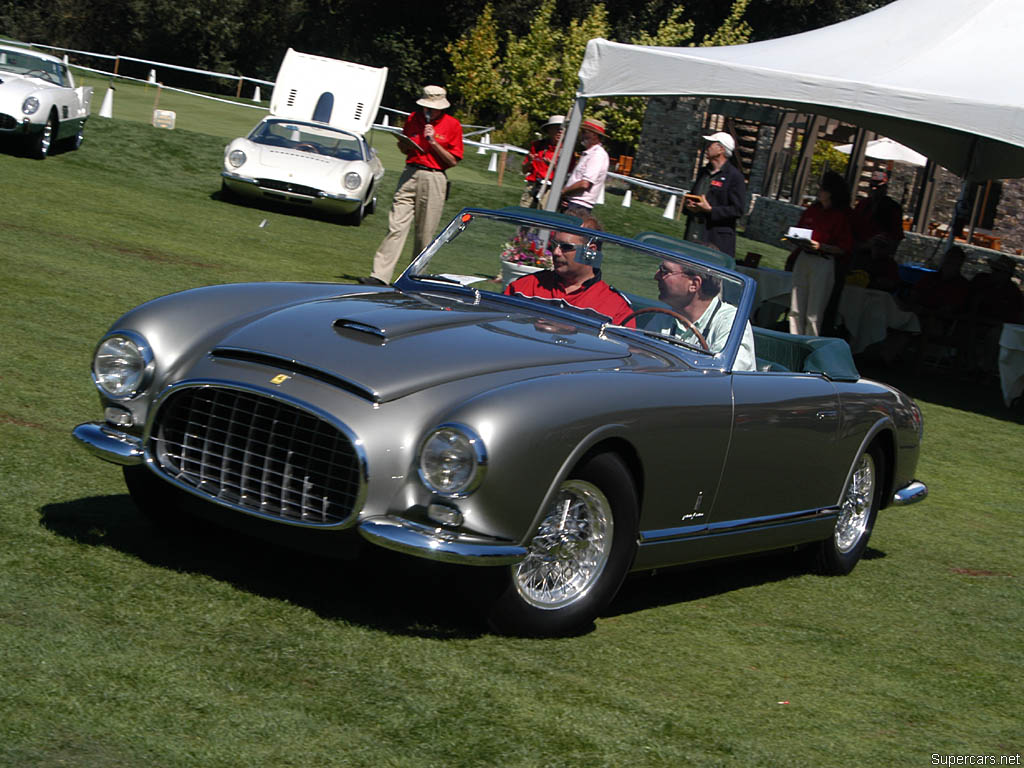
[499,231,553,287]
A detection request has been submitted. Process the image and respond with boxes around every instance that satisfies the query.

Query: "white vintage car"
[0,44,92,158]
[221,49,387,225]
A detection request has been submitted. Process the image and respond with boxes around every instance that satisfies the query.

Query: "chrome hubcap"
[835,453,875,553]
[514,479,613,609]
[40,121,53,154]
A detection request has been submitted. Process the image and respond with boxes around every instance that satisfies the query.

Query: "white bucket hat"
[416,85,450,110]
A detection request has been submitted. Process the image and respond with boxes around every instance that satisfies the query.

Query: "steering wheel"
[620,307,710,351]
[294,143,320,154]
[24,69,56,83]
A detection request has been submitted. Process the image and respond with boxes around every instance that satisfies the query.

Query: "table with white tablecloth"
[836,284,921,354]
[998,323,1024,407]
[736,265,793,307]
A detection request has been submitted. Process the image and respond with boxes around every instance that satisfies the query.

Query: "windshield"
[248,119,365,160]
[0,48,68,86]
[403,209,752,366]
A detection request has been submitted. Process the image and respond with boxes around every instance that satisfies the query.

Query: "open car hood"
[213,291,632,403]
[269,48,387,135]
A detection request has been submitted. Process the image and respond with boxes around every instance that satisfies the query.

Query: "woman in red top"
[788,172,853,336]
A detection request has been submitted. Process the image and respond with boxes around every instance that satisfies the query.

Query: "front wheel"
[487,452,638,636]
[813,443,884,575]
[31,113,56,158]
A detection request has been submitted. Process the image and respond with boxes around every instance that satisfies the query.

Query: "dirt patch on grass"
[950,567,1013,577]
[0,412,44,429]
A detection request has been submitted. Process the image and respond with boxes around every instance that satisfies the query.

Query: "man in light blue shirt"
[651,260,756,371]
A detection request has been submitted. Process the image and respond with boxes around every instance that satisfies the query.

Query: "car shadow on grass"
[608,545,887,619]
[39,493,494,640]
[40,493,887,638]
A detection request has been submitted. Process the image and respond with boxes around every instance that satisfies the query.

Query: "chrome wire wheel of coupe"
[835,452,875,553]
[814,443,883,575]
[514,479,614,609]
[488,452,638,637]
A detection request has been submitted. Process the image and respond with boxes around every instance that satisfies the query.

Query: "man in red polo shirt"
[520,115,564,209]
[504,216,634,326]
[360,85,463,285]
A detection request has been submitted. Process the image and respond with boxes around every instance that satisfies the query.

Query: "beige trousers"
[371,167,448,283]
[788,251,835,336]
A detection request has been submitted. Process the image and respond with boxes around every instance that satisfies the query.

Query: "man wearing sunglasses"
[504,218,634,326]
[652,261,756,370]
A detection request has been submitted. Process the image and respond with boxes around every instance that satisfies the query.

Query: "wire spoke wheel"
[514,479,614,610]
[835,452,875,553]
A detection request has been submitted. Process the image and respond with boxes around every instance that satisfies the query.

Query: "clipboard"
[396,133,419,153]
[683,193,704,205]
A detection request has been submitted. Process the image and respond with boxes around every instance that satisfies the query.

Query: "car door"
[708,371,844,528]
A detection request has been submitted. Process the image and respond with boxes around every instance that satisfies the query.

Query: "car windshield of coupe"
[406,211,747,360]
[248,119,365,160]
[0,49,68,86]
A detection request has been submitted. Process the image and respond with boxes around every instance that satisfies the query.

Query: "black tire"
[123,464,192,532]
[219,179,237,202]
[366,187,377,216]
[63,122,85,152]
[813,442,885,575]
[487,452,639,637]
[343,201,365,226]
[31,112,56,159]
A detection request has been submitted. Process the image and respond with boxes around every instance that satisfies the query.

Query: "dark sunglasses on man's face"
[549,239,578,253]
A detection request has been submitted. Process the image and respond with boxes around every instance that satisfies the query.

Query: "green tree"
[445,3,503,124]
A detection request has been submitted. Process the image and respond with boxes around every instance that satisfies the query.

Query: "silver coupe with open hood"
[220,49,386,224]
[73,207,927,636]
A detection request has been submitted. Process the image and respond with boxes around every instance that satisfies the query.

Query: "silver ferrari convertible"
[73,207,927,636]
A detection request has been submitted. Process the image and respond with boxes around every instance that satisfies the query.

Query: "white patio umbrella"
[833,137,927,167]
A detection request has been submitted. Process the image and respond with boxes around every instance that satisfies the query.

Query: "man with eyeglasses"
[652,260,756,370]
[504,218,634,326]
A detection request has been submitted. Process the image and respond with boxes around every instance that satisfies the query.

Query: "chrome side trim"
[891,480,928,506]
[71,422,144,465]
[359,516,527,566]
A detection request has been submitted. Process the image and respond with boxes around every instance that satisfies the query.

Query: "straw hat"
[581,118,607,137]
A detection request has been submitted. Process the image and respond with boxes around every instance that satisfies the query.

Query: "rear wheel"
[62,121,85,151]
[813,442,884,575]
[487,452,638,636]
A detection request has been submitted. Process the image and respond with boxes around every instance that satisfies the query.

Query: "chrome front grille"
[150,387,362,525]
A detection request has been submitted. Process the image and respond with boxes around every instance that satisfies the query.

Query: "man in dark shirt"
[683,131,748,259]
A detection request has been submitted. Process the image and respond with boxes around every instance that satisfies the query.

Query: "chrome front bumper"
[892,480,928,506]
[359,516,527,566]
[72,422,144,465]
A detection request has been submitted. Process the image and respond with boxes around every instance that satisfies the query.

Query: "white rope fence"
[6,36,689,214]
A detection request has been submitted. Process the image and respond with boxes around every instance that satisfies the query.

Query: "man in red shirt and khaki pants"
[360,85,464,285]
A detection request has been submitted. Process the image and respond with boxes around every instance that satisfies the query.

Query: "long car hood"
[0,76,44,101]
[251,143,346,178]
[212,291,631,402]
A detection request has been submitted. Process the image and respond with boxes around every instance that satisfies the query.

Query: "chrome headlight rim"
[227,148,247,168]
[417,422,487,498]
[22,96,40,116]
[91,330,155,400]
[344,171,362,190]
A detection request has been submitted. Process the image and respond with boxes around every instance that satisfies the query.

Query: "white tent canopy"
[835,137,927,167]
[545,0,1024,209]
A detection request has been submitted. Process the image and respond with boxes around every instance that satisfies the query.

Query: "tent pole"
[791,115,824,204]
[544,96,587,212]
[913,159,937,234]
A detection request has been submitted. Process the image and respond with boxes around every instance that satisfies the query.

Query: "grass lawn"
[0,88,1021,767]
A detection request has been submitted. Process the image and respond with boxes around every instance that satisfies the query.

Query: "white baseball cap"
[703,131,736,155]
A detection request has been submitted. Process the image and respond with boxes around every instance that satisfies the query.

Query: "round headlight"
[344,171,362,190]
[22,96,40,115]
[92,332,153,399]
[418,424,487,497]
[228,149,247,168]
